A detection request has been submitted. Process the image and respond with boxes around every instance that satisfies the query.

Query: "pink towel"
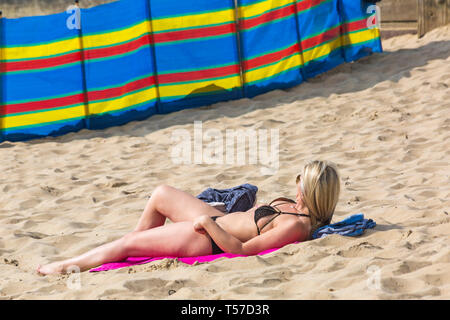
[89,244,297,272]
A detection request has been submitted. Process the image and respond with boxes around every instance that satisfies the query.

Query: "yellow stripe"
[4,105,85,129]
[239,0,293,19]
[83,20,152,49]
[302,37,342,64]
[152,9,234,33]
[88,87,158,115]
[243,27,381,84]
[2,21,151,61]
[2,37,80,61]
[2,9,236,61]
[6,87,159,128]
[342,28,380,47]
[302,28,380,65]
[159,76,241,98]
[245,53,302,83]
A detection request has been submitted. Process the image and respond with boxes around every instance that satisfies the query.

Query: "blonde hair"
[297,160,340,239]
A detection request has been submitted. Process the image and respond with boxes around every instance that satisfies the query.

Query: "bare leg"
[37,238,126,275]
[134,184,224,232]
[37,221,212,275]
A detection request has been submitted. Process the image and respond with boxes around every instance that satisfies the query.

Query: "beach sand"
[0,0,114,18]
[0,26,449,300]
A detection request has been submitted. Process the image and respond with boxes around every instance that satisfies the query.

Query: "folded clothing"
[312,213,376,239]
[197,183,258,213]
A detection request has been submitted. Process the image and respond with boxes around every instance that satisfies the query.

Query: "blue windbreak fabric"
[1,12,85,142]
[80,0,158,130]
[239,0,305,98]
[338,0,383,62]
[296,0,345,79]
[150,0,242,114]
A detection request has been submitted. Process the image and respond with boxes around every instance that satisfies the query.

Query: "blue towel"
[312,213,376,239]
[197,183,258,213]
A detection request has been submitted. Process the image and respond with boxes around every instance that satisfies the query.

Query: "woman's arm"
[194,215,306,255]
[194,215,244,254]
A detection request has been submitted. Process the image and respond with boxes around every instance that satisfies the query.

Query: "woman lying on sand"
[37,160,340,275]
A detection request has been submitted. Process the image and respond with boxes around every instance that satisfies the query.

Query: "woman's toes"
[36,262,64,275]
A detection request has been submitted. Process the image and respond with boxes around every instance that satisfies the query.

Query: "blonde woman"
[37,160,340,275]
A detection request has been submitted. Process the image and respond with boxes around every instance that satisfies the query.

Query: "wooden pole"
[74,0,90,129]
[146,0,162,114]
[417,0,450,38]
[291,0,307,80]
[232,0,246,98]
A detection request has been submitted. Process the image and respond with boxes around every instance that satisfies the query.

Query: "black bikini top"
[254,197,310,235]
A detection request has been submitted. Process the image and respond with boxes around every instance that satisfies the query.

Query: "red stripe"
[243,43,300,71]
[296,0,326,12]
[87,76,156,101]
[2,23,235,72]
[153,23,235,43]
[158,64,240,84]
[84,34,151,60]
[301,25,341,51]
[5,76,156,115]
[6,94,85,115]
[343,18,371,33]
[2,35,151,73]
[240,4,295,30]
[2,52,82,72]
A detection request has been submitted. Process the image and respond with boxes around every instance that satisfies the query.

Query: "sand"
[1,0,114,18]
[0,25,449,300]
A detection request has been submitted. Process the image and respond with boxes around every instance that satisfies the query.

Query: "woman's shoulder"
[269,197,296,206]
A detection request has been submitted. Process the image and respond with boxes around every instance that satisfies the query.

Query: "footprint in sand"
[110,182,128,188]
[418,190,437,197]
[3,258,19,267]
[14,231,48,240]
[336,242,383,258]
[230,285,252,295]
[18,199,41,210]
[68,222,97,229]
[390,183,405,190]
[393,260,432,276]
[72,180,90,186]
[40,186,62,196]
[55,196,82,204]
[380,276,426,295]
[123,278,168,293]
[102,197,127,207]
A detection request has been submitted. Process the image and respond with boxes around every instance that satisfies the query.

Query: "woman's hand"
[193,215,211,235]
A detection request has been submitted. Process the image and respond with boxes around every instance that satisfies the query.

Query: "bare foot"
[36,262,66,275]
